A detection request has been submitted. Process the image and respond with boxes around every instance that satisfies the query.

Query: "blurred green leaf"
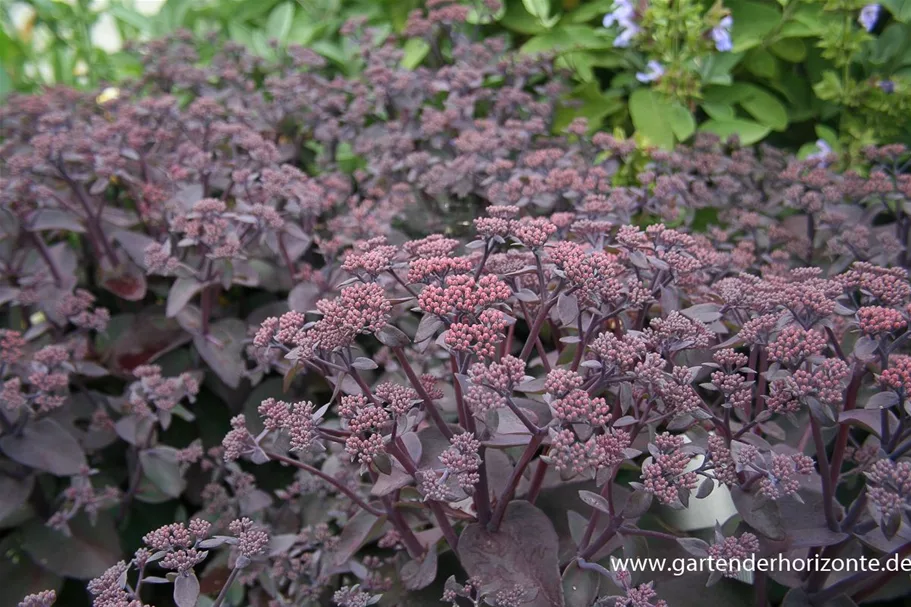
[0,66,12,101]
[566,0,614,23]
[701,101,736,120]
[736,84,789,131]
[109,5,151,33]
[728,0,781,52]
[869,23,909,65]
[667,102,696,142]
[401,38,430,69]
[521,25,615,54]
[883,0,911,22]
[743,48,779,79]
[266,2,295,45]
[629,88,676,150]
[522,0,558,27]
[499,0,550,34]
[770,38,806,63]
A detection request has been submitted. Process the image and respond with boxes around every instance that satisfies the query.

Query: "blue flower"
[603,0,640,48]
[858,4,881,32]
[636,60,665,83]
[603,0,635,27]
[808,139,833,166]
[711,16,734,52]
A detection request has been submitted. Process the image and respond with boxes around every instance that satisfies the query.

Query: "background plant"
[4,0,911,154]
[493,0,911,154]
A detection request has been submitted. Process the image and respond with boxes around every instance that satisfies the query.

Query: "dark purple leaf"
[375,325,410,347]
[103,312,190,374]
[97,259,147,301]
[731,487,785,540]
[620,488,653,519]
[0,474,34,523]
[327,510,386,568]
[401,546,438,590]
[193,319,247,389]
[288,282,321,312]
[174,572,200,607]
[578,490,611,515]
[0,418,87,476]
[562,559,600,607]
[839,409,899,438]
[29,209,86,233]
[415,313,444,343]
[864,391,899,410]
[139,446,185,498]
[167,278,206,318]
[460,501,564,607]
[19,514,121,579]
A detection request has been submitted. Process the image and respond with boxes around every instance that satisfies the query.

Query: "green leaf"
[770,38,806,62]
[667,103,696,142]
[736,85,789,131]
[701,101,736,120]
[266,2,295,46]
[870,23,909,65]
[499,0,550,34]
[567,0,615,23]
[699,118,771,145]
[701,51,744,85]
[109,6,152,33]
[779,5,832,37]
[727,0,782,52]
[628,88,676,150]
[522,0,558,27]
[814,125,840,153]
[520,26,615,54]
[812,71,843,101]
[883,0,911,22]
[287,13,323,46]
[228,21,255,49]
[0,474,33,524]
[0,66,12,101]
[251,30,275,59]
[401,38,430,70]
[743,48,779,79]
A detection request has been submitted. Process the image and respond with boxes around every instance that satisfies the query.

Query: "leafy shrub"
[0,0,421,93]
[3,11,911,607]
[6,0,911,155]
[497,0,911,154]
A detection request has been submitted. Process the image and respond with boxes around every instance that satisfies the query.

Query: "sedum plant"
[2,6,911,607]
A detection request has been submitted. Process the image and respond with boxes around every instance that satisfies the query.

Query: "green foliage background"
[2,0,911,159]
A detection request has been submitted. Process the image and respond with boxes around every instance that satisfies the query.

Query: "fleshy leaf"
[174,572,200,607]
[460,501,564,607]
[0,418,87,476]
[194,319,247,389]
